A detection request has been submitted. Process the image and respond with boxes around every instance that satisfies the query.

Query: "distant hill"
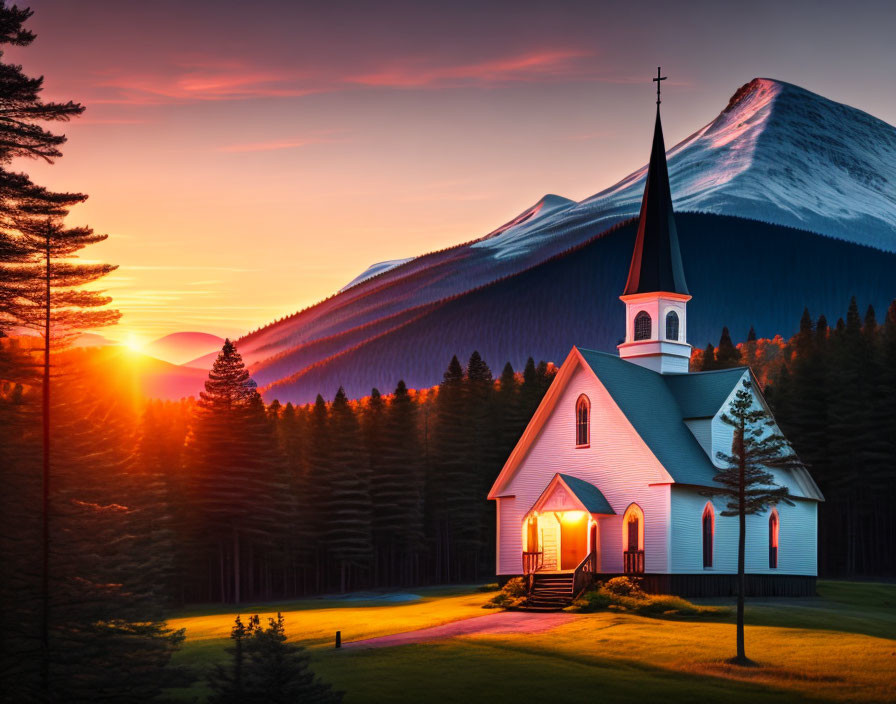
[145,332,225,366]
[79,345,208,401]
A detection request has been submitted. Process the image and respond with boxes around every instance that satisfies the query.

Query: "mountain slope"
[186,77,896,403]
[263,213,896,403]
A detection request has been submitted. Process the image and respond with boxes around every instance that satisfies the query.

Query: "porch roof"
[558,474,616,515]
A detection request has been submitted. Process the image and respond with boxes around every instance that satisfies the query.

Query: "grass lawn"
[165,581,896,703]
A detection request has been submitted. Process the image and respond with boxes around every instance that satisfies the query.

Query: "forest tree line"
[139,344,556,602]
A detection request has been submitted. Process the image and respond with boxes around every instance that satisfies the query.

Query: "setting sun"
[123,332,144,352]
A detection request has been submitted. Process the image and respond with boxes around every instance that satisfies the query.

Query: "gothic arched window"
[769,510,779,568]
[575,394,590,447]
[702,503,714,568]
[623,503,645,573]
[634,311,652,341]
[666,311,680,341]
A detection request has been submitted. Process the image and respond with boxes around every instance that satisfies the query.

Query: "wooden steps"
[521,573,575,611]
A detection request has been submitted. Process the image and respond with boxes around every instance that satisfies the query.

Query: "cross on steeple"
[653,67,667,105]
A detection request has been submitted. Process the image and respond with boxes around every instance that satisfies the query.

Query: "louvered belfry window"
[576,395,589,446]
[634,311,652,341]
[666,310,680,341]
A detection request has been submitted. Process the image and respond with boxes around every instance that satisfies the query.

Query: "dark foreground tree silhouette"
[208,613,342,704]
[703,377,796,665]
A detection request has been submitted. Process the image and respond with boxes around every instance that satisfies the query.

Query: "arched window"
[634,311,652,341]
[666,310,680,341]
[769,510,779,569]
[702,503,714,568]
[622,504,645,573]
[575,395,590,447]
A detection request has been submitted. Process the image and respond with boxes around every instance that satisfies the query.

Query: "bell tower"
[618,68,692,374]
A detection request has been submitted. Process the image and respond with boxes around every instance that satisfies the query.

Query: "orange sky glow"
[10,0,895,344]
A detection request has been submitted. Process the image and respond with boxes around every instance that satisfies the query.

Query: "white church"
[487,94,823,605]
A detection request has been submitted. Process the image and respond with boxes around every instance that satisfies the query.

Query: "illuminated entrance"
[560,511,588,569]
[522,473,615,574]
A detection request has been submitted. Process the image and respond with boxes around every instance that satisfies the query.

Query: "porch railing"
[573,549,598,597]
[624,549,645,574]
[522,551,543,575]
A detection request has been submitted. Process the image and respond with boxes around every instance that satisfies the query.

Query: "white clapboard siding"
[670,486,817,575]
[497,361,673,575]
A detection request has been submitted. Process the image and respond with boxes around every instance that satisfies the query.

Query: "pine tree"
[495,362,523,460]
[207,614,259,704]
[303,395,330,592]
[700,343,716,371]
[209,614,341,704]
[386,380,425,583]
[747,326,757,342]
[715,326,742,368]
[428,355,469,581]
[519,357,540,417]
[702,378,796,664]
[465,351,496,575]
[325,387,371,591]
[185,340,285,603]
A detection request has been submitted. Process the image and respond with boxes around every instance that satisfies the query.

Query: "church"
[487,84,823,605]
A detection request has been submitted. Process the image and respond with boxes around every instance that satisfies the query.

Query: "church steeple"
[618,69,692,375]
[622,106,689,296]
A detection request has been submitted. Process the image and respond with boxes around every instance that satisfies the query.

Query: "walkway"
[342,610,576,649]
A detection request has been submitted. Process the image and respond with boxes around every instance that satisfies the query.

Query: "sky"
[9,0,896,344]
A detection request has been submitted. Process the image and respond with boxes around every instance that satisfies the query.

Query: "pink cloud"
[93,63,324,105]
[347,49,596,88]
[85,48,604,106]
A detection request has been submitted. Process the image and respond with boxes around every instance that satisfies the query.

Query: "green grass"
[164,580,896,703]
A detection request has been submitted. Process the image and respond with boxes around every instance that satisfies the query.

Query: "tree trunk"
[736,422,747,664]
[219,541,226,603]
[40,225,51,699]
[233,526,241,604]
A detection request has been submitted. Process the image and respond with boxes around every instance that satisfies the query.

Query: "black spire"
[622,97,689,297]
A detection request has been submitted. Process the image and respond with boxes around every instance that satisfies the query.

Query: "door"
[560,513,587,570]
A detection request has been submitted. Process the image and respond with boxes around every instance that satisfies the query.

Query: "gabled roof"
[530,473,616,516]
[622,107,689,296]
[663,366,748,418]
[558,474,616,514]
[575,347,727,487]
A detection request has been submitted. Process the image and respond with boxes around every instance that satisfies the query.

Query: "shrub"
[567,580,726,618]
[484,577,528,609]
[603,576,644,597]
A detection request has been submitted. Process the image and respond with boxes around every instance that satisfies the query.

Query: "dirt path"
[342,611,577,650]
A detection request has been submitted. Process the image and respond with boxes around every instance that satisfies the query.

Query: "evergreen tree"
[208,614,259,704]
[715,326,742,368]
[702,378,796,664]
[700,343,716,371]
[428,355,469,581]
[209,614,341,704]
[495,362,523,460]
[303,395,330,592]
[325,387,371,591]
[519,357,540,417]
[465,351,496,575]
[185,340,286,603]
[747,326,757,342]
